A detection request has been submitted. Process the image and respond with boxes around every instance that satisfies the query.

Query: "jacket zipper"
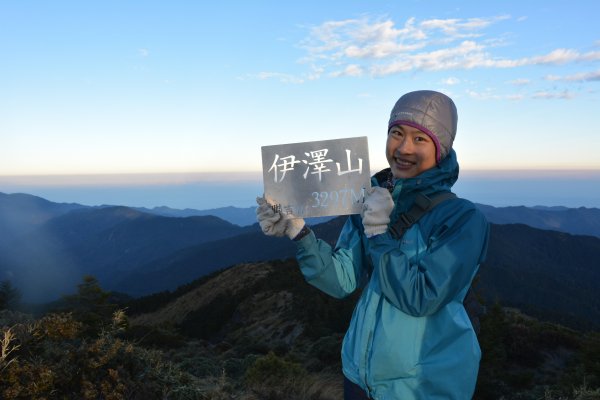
[364,329,374,397]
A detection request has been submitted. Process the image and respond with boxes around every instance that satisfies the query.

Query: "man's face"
[386,124,437,179]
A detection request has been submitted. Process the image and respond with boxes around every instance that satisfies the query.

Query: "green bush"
[245,351,307,398]
[0,312,211,399]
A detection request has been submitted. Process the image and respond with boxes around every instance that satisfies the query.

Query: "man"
[256,90,489,399]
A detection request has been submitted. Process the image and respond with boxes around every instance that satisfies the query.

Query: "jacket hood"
[410,147,459,192]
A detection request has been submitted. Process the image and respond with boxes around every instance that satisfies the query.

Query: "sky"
[1,1,600,208]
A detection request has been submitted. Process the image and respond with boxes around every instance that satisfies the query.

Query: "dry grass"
[132,262,273,326]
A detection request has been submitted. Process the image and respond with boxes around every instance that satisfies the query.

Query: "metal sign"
[261,136,371,218]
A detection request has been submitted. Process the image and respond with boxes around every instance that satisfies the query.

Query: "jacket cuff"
[292,225,312,241]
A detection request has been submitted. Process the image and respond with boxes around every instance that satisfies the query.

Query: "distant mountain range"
[475,203,600,238]
[0,192,256,301]
[137,201,600,238]
[1,191,599,330]
[134,205,260,226]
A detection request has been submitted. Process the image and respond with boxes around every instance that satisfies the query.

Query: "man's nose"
[396,137,413,153]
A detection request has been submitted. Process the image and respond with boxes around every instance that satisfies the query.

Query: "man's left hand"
[361,187,394,238]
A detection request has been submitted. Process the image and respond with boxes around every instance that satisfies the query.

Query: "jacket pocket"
[369,300,423,381]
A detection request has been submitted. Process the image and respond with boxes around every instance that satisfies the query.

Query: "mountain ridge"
[1,192,600,331]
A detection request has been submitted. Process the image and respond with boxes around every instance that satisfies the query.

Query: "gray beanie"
[388,90,457,163]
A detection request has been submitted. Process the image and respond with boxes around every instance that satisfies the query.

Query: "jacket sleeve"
[369,207,489,317]
[295,216,369,299]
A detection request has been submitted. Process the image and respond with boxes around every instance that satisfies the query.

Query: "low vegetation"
[1,261,599,399]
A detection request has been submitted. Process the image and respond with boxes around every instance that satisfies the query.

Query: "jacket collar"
[372,149,460,210]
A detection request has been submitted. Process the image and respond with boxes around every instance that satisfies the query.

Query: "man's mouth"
[393,157,416,167]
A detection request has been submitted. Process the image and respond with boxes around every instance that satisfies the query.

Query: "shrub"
[245,351,307,398]
[0,312,211,399]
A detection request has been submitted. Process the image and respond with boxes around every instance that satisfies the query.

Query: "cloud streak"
[545,69,600,82]
[532,90,576,100]
[301,15,600,77]
[254,14,600,99]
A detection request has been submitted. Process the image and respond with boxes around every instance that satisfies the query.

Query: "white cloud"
[544,75,562,82]
[254,72,305,84]
[138,48,149,57]
[369,40,529,76]
[509,78,531,86]
[580,51,600,62]
[574,70,600,81]
[307,68,324,81]
[301,16,600,73]
[344,41,425,59]
[530,48,580,65]
[466,89,529,101]
[301,16,429,61]
[466,89,502,100]
[302,15,509,64]
[420,15,509,39]
[329,64,364,78]
[257,14,600,95]
[544,69,600,82]
[443,77,460,85]
[532,90,576,100]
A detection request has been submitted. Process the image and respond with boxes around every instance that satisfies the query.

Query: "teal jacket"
[295,150,489,400]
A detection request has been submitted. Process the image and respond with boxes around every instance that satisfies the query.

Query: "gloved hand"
[361,187,394,238]
[256,197,305,240]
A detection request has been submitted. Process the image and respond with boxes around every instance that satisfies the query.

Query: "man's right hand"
[256,197,305,239]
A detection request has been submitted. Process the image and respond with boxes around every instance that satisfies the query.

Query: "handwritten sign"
[261,136,371,218]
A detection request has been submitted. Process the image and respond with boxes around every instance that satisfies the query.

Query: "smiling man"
[256,90,490,400]
[386,123,437,179]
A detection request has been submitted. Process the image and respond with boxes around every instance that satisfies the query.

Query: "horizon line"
[1,168,600,187]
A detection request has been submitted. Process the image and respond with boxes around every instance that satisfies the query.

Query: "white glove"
[361,187,394,238]
[256,197,305,240]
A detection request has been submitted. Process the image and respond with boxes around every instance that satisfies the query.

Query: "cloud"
[544,69,600,82]
[293,15,600,79]
[369,40,531,76]
[300,17,428,61]
[466,89,503,100]
[419,15,509,39]
[301,15,506,64]
[253,72,305,84]
[138,48,149,57]
[466,89,529,101]
[532,49,600,65]
[252,14,600,99]
[532,90,576,100]
[329,64,364,77]
[442,77,460,85]
[509,78,531,86]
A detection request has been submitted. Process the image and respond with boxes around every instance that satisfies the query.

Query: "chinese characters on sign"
[261,137,371,219]
[268,149,364,183]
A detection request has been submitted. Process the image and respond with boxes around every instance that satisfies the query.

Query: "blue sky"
[1,0,600,180]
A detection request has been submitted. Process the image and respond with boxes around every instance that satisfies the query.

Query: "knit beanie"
[388,90,458,163]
